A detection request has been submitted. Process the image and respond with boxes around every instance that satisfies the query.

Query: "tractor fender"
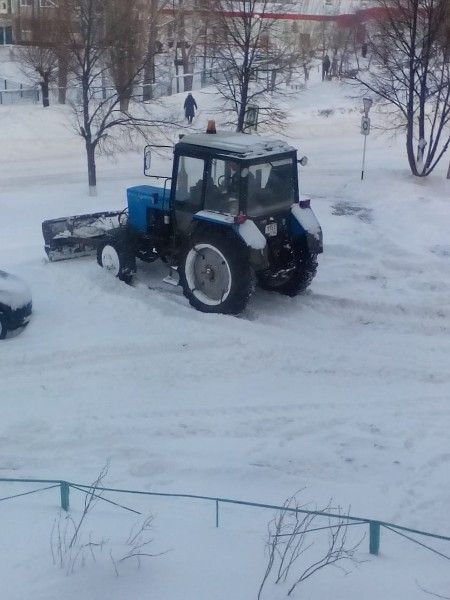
[193,211,267,251]
[290,204,323,254]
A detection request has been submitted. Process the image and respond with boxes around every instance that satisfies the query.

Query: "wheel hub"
[101,245,120,276]
[185,244,232,306]
[202,264,215,280]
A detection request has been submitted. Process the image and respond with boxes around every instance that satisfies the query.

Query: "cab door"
[172,154,207,233]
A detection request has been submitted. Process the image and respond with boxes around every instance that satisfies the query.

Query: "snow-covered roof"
[177,132,296,159]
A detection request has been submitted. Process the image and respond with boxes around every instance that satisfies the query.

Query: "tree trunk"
[406,4,420,176]
[237,84,248,132]
[86,141,97,195]
[270,69,277,92]
[143,0,158,102]
[58,54,68,105]
[143,52,156,101]
[406,125,419,176]
[41,74,50,108]
[181,46,193,91]
[81,71,96,194]
[119,94,130,112]
[303,64,309,81]
[236,41,251,132]
[183,67,193,91]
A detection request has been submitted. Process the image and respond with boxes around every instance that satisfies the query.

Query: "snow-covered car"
[0,270,32,339]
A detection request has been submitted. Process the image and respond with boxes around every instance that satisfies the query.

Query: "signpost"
[244,105,259,132]
[361,97,373,180]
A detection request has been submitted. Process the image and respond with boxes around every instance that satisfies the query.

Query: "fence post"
[216,499,219,528]
[60,481,70,511]
[369,521,380,555]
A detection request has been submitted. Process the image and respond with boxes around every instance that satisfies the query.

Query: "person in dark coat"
[322,54,331,81]
[184,93,198,124]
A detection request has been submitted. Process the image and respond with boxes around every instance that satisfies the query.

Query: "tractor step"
[163,266,179,286]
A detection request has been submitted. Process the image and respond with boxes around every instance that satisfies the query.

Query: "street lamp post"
[361,97,373,180]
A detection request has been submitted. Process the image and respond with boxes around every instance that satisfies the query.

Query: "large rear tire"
[0,313,7,340]
[97,239,135,284]
[257,243,318,296]
[179,229,253,314]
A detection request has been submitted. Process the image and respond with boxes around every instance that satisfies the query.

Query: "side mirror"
[298,156,308,167]
[144,146,152,175]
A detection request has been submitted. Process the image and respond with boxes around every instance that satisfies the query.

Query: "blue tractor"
[43,127,323,315]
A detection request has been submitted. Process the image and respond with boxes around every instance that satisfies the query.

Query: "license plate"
[265,222,278,237]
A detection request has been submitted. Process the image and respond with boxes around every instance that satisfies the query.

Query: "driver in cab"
[227,161,240,197]
[224,161,255,199]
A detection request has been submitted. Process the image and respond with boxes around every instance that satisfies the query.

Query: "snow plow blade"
[42,211,123,262]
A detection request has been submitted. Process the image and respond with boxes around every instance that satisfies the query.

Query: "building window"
[40,0,58,6]
[20,28,32,41]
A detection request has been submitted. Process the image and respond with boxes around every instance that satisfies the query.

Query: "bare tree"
[170,0,207,93]
[329,22,359,77]
[142,0,165,101]
[56,0,175,195]
[296,32,315,83]
[209,0,299,131]
[14,14,60,108]
[258,494,362,599]
[16,44,58,108]
[356,0,450,177]
[105,0,147,112]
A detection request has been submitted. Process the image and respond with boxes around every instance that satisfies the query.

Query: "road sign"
[361,116,371,136]
[245,105,259,131]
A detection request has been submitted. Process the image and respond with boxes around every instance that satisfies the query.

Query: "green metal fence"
[0,477,449,560]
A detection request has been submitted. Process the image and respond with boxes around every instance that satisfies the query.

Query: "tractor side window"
[175,156,205,208]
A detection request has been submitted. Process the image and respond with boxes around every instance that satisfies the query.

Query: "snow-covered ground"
[1,68,449,599]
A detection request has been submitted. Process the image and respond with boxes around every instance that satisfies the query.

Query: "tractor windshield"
[245,158,295,217]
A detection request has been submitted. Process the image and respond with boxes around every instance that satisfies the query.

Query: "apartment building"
[11,0,61,44]
[0,0,12,45]
[7,0,376,48]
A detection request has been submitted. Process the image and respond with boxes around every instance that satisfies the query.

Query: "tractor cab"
[143,131,306,232]
[170,132,301,234]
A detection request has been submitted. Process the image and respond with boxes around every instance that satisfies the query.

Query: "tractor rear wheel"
[97,239,134,284]
[179,229,252,314]
[0,313,7,340]
[257,242,318,296]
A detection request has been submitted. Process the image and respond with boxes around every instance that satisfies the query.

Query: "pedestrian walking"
[322,54,331,81]
[184,93,198,124]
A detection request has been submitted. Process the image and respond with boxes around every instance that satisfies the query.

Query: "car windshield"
[245,158,295,217]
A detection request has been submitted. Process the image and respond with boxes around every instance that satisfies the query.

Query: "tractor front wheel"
[97,240,134,284]
[179,230,252,314]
